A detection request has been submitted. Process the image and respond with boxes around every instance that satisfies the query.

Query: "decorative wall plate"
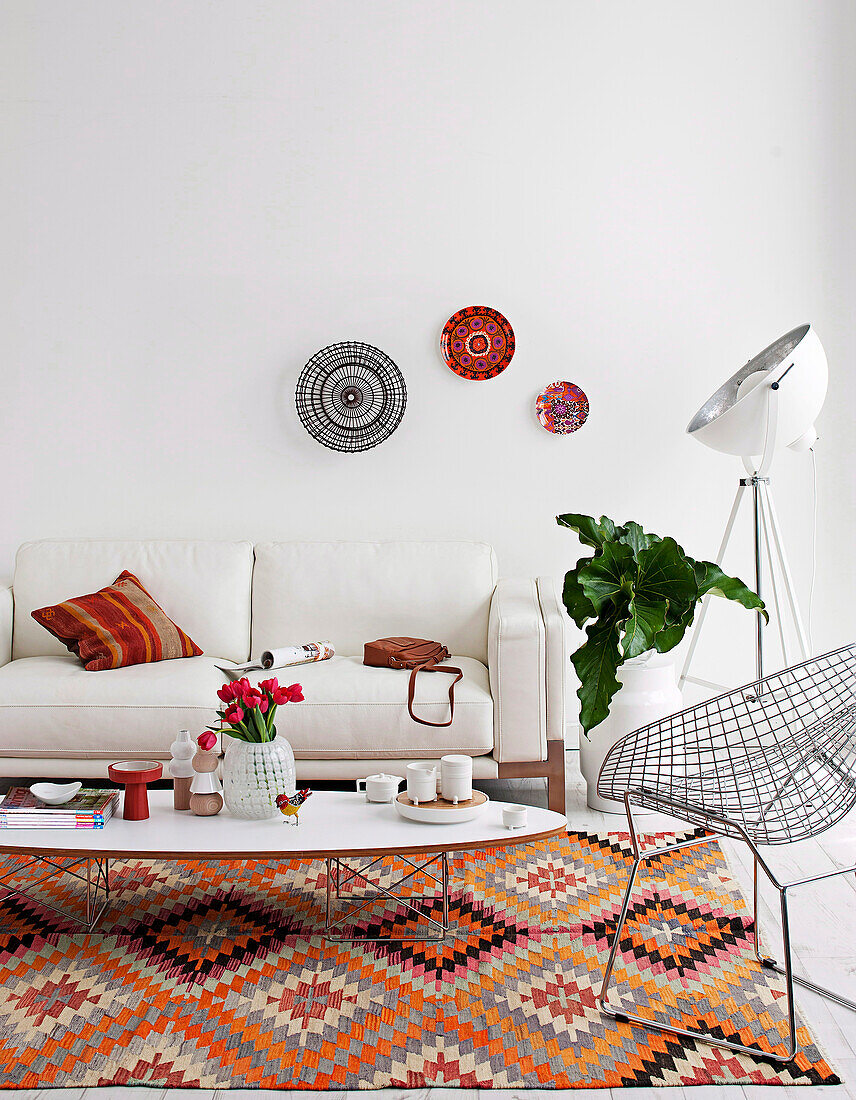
[441,306,515,380]
[536,380,589,433]
[295,342,407,452]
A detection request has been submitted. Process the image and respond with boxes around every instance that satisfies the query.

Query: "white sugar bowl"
[356,773,405,803]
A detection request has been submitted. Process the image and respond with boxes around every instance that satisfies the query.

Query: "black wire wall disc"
[295,342,407,453]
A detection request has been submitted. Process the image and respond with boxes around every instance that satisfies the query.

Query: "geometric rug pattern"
[0,829,839,1088]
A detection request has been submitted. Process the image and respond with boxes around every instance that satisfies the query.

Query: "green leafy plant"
[557,513,767,736]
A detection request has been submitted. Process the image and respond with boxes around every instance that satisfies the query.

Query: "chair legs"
[597,802,856,1063]
[597,834,799,1062]
[752,854,856,1015]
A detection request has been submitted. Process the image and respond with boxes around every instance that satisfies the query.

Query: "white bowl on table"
[28,781,82,806]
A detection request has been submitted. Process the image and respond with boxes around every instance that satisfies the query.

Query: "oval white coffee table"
[0,790,567,941]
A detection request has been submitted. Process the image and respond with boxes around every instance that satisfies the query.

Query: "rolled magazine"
[218,641,335,680]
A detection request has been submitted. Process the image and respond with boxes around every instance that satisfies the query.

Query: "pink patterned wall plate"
[440,306,515,380]
[536,380,589,433]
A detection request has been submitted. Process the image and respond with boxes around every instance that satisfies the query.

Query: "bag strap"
[406,660,463,728]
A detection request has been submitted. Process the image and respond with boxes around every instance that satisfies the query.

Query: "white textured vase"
[222,735,296,820]
[579,652,683,814]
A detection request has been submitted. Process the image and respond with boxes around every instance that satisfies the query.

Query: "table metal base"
[0,854,110,933]
[0,849,454,943]
[324,852,450,942]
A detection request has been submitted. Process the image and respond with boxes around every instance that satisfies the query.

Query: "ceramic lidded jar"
[357,773,405,802]
[221,735,296,820]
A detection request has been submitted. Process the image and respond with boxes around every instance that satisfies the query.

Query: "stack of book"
[0,788,119,829]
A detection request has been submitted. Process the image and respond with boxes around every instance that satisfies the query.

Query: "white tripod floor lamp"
[680,325,828,691]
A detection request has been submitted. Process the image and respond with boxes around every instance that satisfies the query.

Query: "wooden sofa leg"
[545,740,566,813]
[497,740,566,814]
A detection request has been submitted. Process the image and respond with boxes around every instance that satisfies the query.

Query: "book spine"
[0,812,106,820]
[0,815,107,826]
[0,805,115,818]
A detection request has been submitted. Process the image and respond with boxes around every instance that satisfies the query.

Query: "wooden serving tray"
[393,790,489,825]
[396,791,487,810]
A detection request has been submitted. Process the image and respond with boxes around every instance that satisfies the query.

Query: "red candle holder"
[108,760,163,820]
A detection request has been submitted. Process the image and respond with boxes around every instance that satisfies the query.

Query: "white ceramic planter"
[222,734,296,820]
[579,652,682,814]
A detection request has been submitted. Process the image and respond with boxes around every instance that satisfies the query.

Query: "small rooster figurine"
[276,788,313,825]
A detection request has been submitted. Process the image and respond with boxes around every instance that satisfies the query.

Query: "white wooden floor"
[9,752,856,1100]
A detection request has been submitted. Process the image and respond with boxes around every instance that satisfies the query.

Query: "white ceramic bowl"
[502,804,528,829]
[29,781,82,806]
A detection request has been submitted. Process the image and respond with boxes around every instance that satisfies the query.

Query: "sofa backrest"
[252,541,497,663]
[12,540,254,662]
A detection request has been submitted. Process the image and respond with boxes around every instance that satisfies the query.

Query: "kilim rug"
[0,829,839,1089]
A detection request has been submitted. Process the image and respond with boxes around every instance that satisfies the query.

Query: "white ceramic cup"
[356,774,405,803]
[440,754,472,805]
[502,804,528,829]
[406,763,437,805]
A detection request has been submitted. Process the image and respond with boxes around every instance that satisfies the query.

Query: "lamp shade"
[687,325,827,457]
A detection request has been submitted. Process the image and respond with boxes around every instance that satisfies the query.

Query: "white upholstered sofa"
[0,540,567,810]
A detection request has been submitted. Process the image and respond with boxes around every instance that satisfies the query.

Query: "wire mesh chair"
[596,642,856,1062]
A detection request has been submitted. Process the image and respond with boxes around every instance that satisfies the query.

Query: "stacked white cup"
[440,754,473,805]
[406,762,437,805]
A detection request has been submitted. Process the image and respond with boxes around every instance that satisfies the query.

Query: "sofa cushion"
[32,570,202,671]
[0,654,493,762]
[252,541,497,663]
[0,655,223,758]
[240,655,493,758]
[13,540,253,662]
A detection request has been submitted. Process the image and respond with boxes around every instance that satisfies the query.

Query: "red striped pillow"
[31,570,202,671]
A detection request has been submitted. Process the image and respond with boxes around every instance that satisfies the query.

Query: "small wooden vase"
[169,729,195,811]
[190,791,224,816]
[190,746,223,817]
[173,776,193,811]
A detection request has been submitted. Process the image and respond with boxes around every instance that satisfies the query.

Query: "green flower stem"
[224,718,253,741]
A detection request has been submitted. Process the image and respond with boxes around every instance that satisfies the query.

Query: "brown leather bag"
[363,637,463,727]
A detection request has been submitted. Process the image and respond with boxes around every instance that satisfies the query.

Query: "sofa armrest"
[488,578,546,763]
[536,576,567,743]
[0,586,12,667]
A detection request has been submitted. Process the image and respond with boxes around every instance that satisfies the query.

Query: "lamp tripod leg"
[758,484,789,667]
[761,481,811,660]
[678,475,811,694]
[751,478,765,682]
[679,481,747,691]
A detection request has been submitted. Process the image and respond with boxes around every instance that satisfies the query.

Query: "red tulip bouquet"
[210,677,304,743]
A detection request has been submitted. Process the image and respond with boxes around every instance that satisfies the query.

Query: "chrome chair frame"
[596,643,856,1062]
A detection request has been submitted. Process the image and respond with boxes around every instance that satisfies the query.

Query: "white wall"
[2,0,854,693]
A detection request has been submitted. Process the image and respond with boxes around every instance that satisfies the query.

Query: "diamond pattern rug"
[0,829,839,1088]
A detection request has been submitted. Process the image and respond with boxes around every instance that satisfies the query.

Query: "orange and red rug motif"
[0,830,838,1088]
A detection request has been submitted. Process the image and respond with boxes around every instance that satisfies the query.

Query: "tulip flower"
[197,730,218,750]
[215,675,302,743]
[241,687,263,710]
[217,683,237,704]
